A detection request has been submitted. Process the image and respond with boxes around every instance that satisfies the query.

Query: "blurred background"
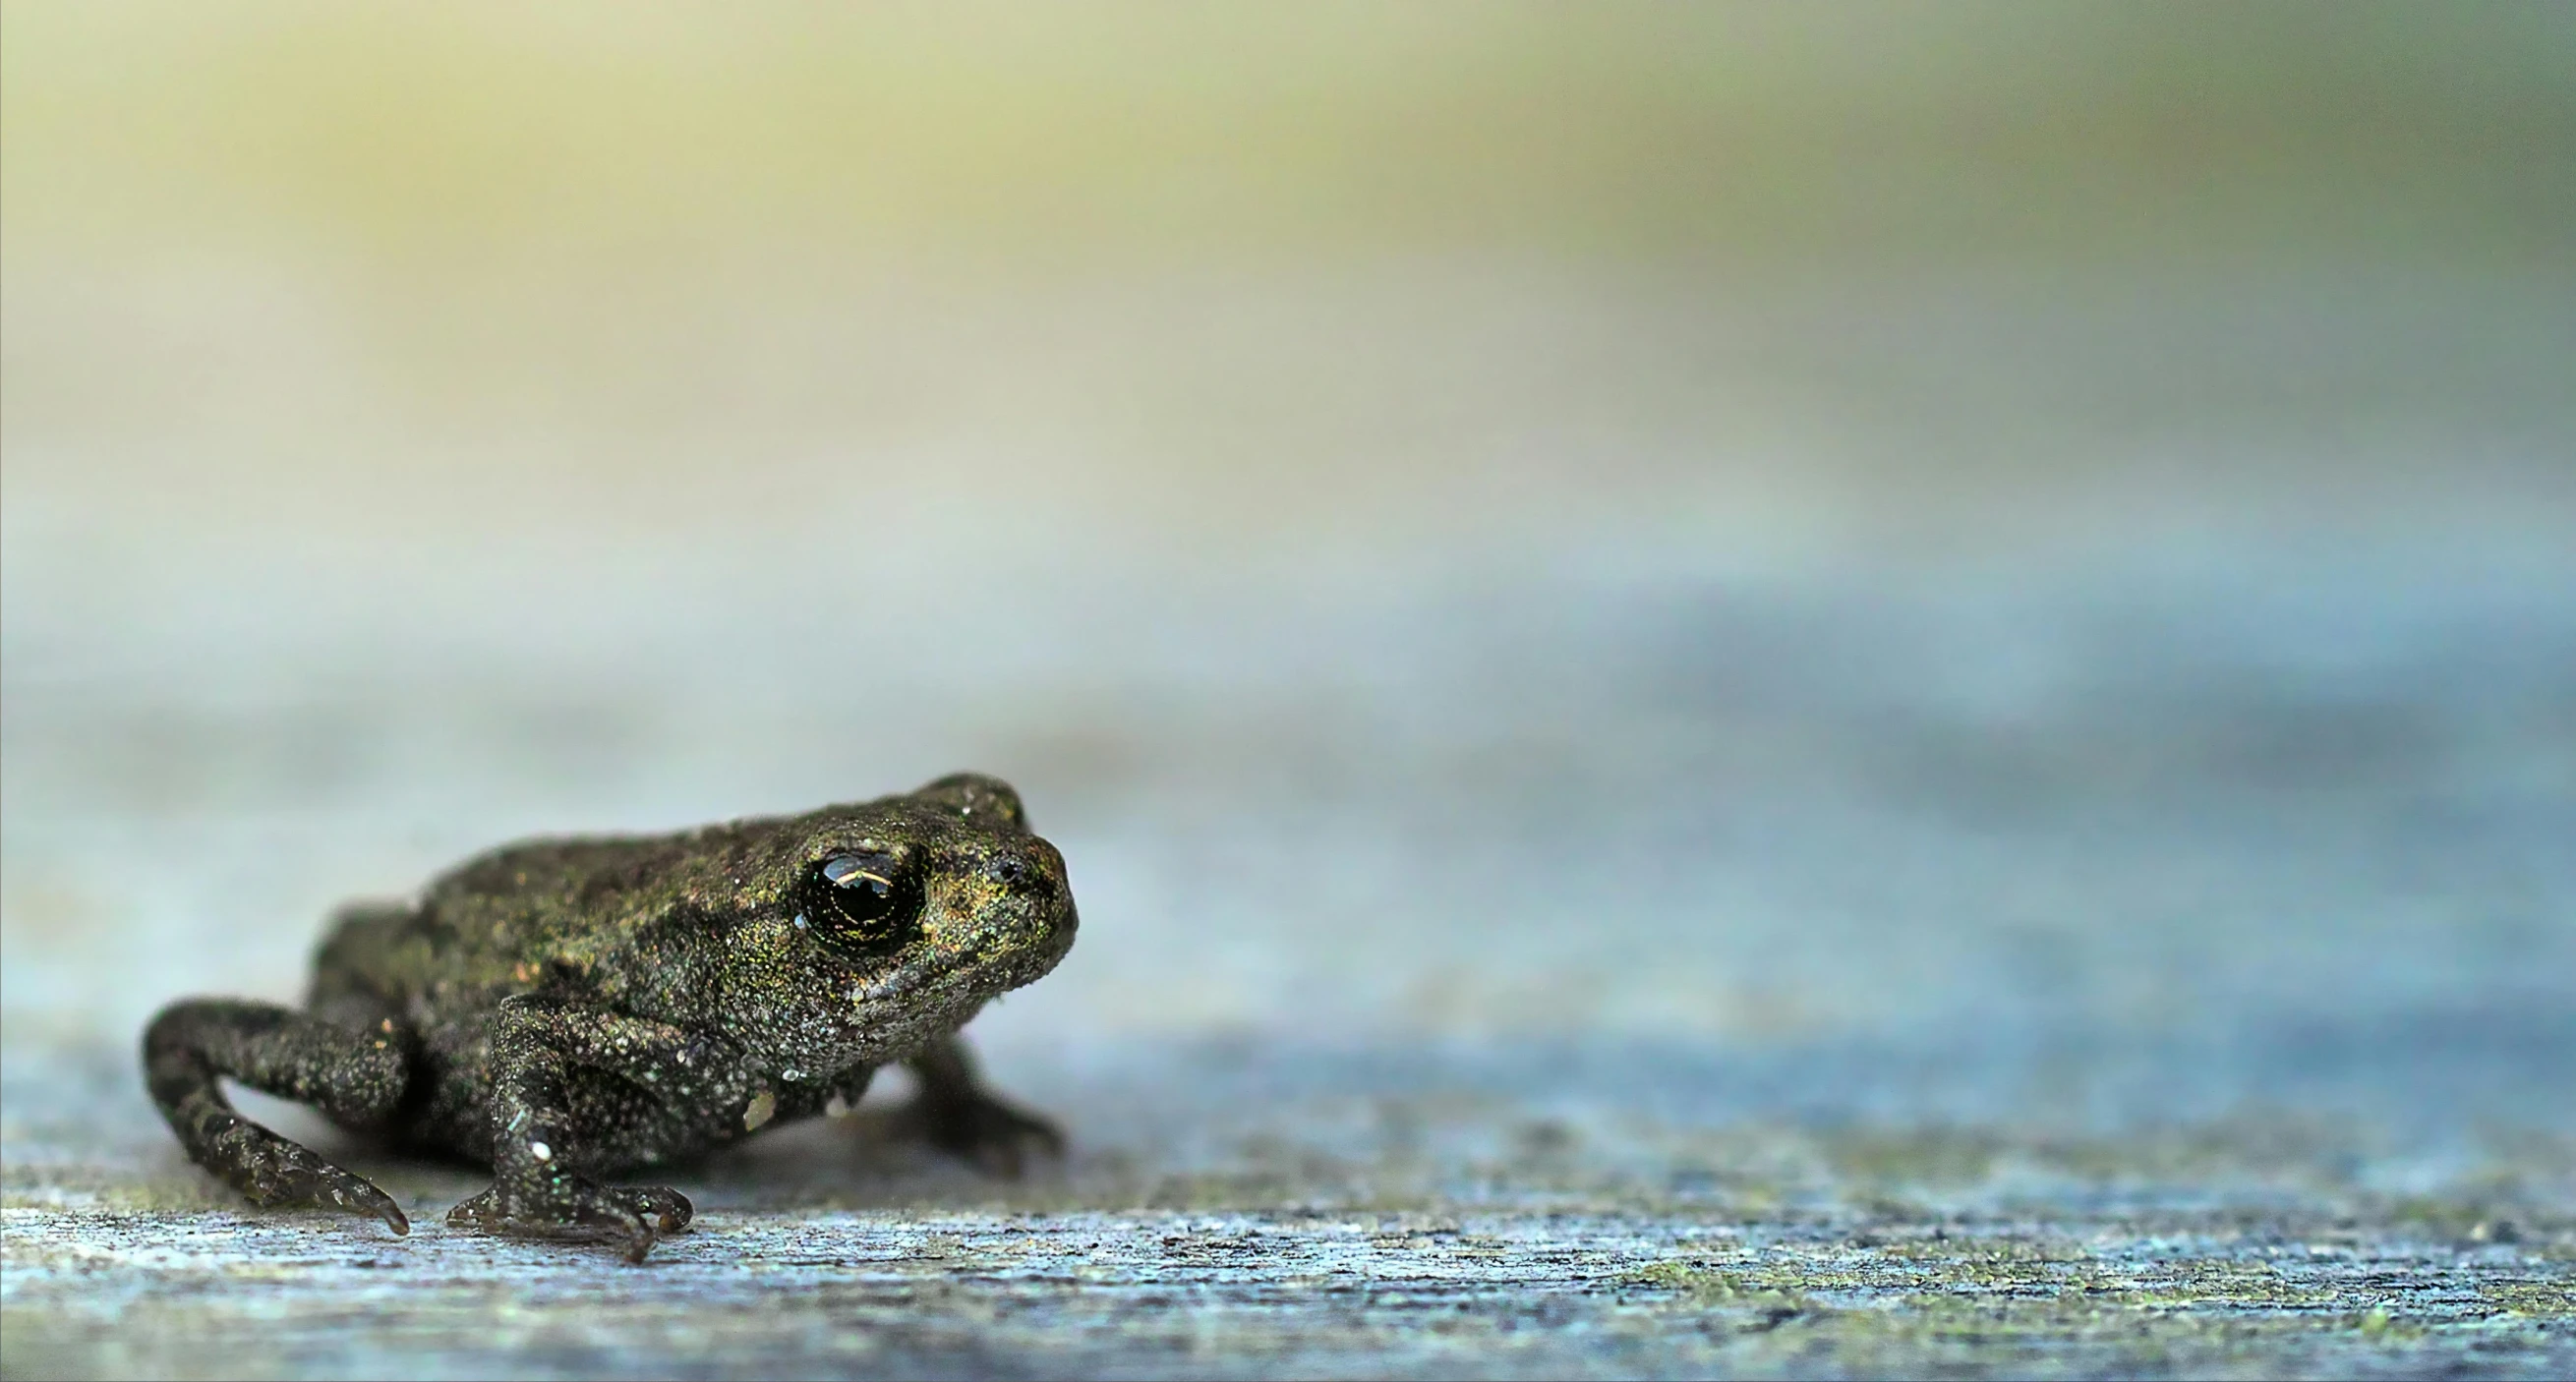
[5,2,2573,1191]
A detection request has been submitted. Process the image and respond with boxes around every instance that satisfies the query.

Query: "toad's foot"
[904,1088,1065,1179]
[211,1116,411,1235]
[445,1181,691,1263]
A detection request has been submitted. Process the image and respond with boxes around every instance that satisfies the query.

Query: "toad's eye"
[807,850,921,951]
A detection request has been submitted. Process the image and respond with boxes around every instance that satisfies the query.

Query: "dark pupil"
[821,853,905,931]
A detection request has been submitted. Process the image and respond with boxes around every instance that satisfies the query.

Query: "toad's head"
[729,774,1077,1065]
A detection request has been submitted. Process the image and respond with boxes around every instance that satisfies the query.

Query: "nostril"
[978,838,1066,896]
[986,854,1034,890]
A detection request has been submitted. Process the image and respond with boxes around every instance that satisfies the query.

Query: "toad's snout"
[929,835,1076,960]
[983,835,1078,977]
[981,835,1068,898]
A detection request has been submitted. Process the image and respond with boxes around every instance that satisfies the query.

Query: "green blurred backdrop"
[8,2,2570,565]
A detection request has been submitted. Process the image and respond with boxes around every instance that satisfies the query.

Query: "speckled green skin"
[142,774,1078,1262]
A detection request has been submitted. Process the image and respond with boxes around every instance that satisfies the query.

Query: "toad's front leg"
[898,1033,1065,1178]
[444,995,720,1263]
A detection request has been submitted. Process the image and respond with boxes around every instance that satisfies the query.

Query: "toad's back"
[306,822,788,1014]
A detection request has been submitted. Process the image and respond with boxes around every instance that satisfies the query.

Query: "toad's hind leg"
[143,999,413,1235]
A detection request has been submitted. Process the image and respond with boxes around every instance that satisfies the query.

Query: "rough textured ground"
[6,1046,2573,1378]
